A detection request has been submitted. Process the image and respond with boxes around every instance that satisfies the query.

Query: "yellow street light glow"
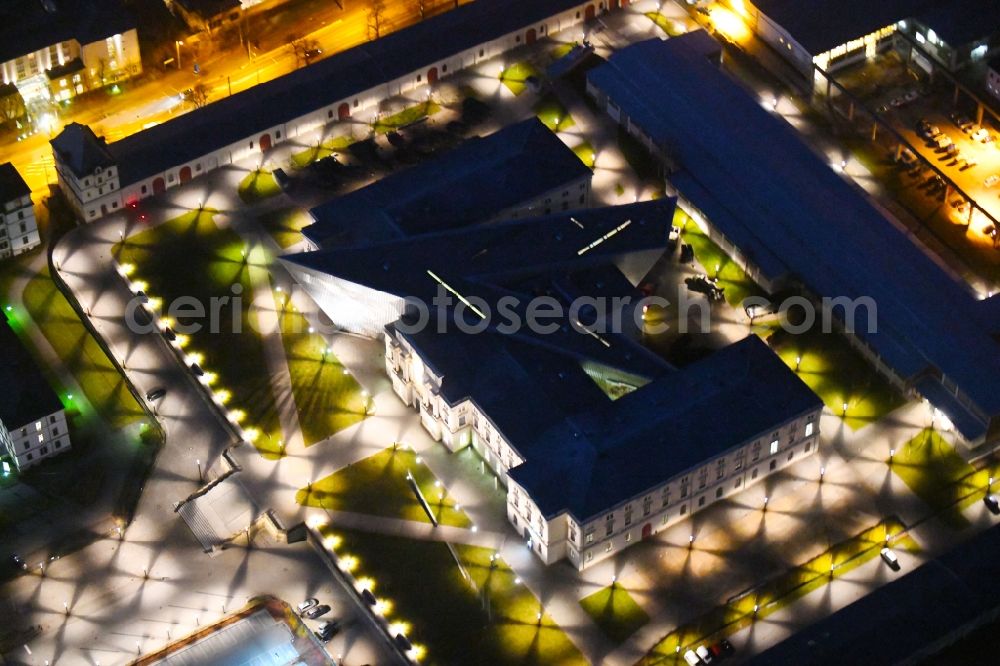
[373,599,392,615]
[426,269,486,318]
[130,280,148,293]
[710,7,751,43]
[243,427,260,442]
[389,622,410,636]
[340,555,358,572]
[147,296,162,312]
[120,262,136,276]
[410,644,427,660]
[324,535,342,550]
[203,371,217,385]
[213,389,231,404]
[175,333,190,348]
[186,352,204,365]
[356,576,375,592]
[160,316,175,328]
[577,219,632,255]
[227,408,245,423]
[306,515,326,529]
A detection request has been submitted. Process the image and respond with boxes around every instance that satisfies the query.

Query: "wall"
[3,409,72,471]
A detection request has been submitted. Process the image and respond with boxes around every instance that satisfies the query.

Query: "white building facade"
[1,410,72,471]
[52,0,615,221]
[0,163,40,259]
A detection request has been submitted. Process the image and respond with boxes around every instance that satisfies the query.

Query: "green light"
[4,305,11,312]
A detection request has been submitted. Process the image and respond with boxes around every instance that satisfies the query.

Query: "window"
[697,469,707,489]
[568,526,576,542]
[479,49,485,57]
[661,487,670,507]
[605,521,614,537]
[249,141,254,149]
[716,458,725,479]
[55,441,61,449]
[52,427,58,435]
[112,201,118,209]
[195,164,202,172]
[624,507,632,526]
[354,99,359,107]
[734,477,741,489]
[805,421,814,437]
[752,468,759,480]
[770,460,777,471]
[168,174,175,183]
[716,487,723,498]
[680,504,687,515]
[417,74,422,82]
[328,110,334,119]
[734,451,744,471]
[515,35,521,43]
[276,131,282,139]
[41,447,48,455]
[587,551,593,561]
[142,185,148,194]
[698,496,706,507]
[35,422,41,431]
[585,530,594,543]
[26,453,33,461]
[512,515,518,526]
[442,64,448,72]
[50,415,56,424]
[680,479,689,498]
[625,532,631,543]
[751,441,761,461]
[459,415,467,427]
[770,439,779,455]
[605,542,612,552]
[804,441,812,453]
[642,497,651,517]
[787,451,794,461]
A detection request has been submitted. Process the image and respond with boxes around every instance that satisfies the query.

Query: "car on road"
[394,632,412,651]
[145,387,166,401]
[302,604,331,620]
[162,326,177,341]
[361,588,377,606]
[958,158,977,171]
[880,547,901,571]
[134,289,149,303]
[984,495,1000,514]
[190,362,204,377]
[683,649,703,666]
[317,620,340,641]
[296,598,318,613]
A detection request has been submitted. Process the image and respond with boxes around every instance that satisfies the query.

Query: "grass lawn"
[238,169,282,203]
[534,95,575,132]
[321,527,586,665]
[766,325,905,430]
[580,583,650,644]
[373,100,441,134]
[573,141,596,168]
[19,265,144,429]
[639,518,916,664]
[891,428,994,529]
[257,207,313,249]
[551,42,578,59]
[290,134,357,169]
[645,12,685,37]
[675,209,764,308]
[500,61,542,95]
[297,446,471,528]
[115,209,283,457]
[275,292,367,445]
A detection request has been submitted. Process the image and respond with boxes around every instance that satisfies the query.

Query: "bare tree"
[367,0,387,40]
[289,38,322,68]
[0,90,25,124]
[184,83,209,109]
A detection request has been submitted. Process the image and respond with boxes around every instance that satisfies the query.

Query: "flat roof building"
[302,117,593,249]
[588,32,1000,444]
[0,318,72,472]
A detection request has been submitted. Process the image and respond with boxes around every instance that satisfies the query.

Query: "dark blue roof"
[749,0,921,54]
[588,33,1000,440]
[0,163,30,201]
[0,318,63,428]
[510,334,822,520]
[303,118,591,248]
[98,0,591,185]
[0,0,135,64]
[50,123,116,179]
[749,522,1000,665]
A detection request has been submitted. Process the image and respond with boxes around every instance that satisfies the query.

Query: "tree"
[289,38,322,68]
[0,88,25,125]
[367,0,387,40]
[184,84,209,109]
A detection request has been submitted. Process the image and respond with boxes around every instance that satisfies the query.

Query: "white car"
[296,598,318,613]
[696,645,714,663]
[880,547,900,571]
[683,649,702,666]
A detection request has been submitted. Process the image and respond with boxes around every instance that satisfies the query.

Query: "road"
[7,0,468,198]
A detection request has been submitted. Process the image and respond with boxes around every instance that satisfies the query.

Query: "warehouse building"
[588,31,1000,445]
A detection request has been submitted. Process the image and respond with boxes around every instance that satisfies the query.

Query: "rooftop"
[70,0,594,186]
[0,0,135,65]
[588,33,1000,441]
[303,118,592,248]
[50,122,116,179]
[0,163,30,202]
[509,334,822,521]
[0,317,64,430]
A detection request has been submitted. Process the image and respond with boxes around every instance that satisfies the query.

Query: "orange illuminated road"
[6,0,467,198]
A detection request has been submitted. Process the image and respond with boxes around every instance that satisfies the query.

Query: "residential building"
[301,117,593,250]
[588,32,1000,445]
[0,0,141,105]
[168,0,242,33]
[0,318,71,471]
[286,196,823,569]
[49,0,619,221]
[0,163,40,259]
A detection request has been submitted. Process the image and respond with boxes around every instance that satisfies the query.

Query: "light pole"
[196,458,203,482]
[175,41,183,70]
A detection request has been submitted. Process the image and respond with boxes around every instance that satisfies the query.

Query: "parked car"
[984,495,1000,515]
[302,604,331,620]
[709,639,735,659]
[317,620,340,641]
[683,649,703,666]
[273,167,291,191]
[696,645,714,663]
[685,275,725,302]
[958,158,977,170]
[162,326,177,342]
[361,588,377,606]
[880,547,901,571]
[394,632,413,651]
[190,362,204,377]
[296,598,319,614]
[145,387,166,401]
[386,131,406,148]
